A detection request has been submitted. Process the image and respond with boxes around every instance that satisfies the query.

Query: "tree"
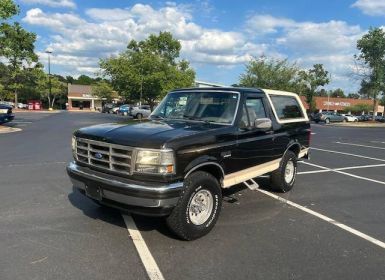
[355,27,385,114]
[1,0,38,105]
[330,88,345,98]
[239,57,300,91]
[316,88,328,97]
[344,103,372,114]
[0,0,19,20]
[347,93,360,99]
[91,81,116,102]
[37,72,66,108]
[298,64,330,112]
[100,31,195,109]
[75,75,94,85]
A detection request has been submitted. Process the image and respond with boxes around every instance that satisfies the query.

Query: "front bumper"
[0,114,14,124]
[66,161,184,216]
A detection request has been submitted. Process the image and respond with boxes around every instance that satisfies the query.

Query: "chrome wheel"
[284,160,295,184]
[188,189,214,225]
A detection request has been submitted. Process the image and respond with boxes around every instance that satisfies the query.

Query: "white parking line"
[311,147,385,162]
[122,214,165,280]
[336,141,385,150]
[298,163,385,174]
[301,161,385,186]
[256,188,385,249]
[371,141,385,144]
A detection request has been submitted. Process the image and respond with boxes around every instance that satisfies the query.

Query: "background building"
[300,96,384,115]
[67,84,100,111]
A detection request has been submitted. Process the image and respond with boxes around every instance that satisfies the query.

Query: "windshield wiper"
[150,114,165,120]
[183,115,211,123]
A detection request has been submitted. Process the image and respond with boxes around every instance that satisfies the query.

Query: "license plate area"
[85,184,102,201]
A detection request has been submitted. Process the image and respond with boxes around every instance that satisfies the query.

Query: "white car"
[342,114,358,122]
[130,105,151,119]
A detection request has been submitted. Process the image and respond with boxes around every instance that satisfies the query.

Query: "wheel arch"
[284,142,301,158]
[184,161,225,186]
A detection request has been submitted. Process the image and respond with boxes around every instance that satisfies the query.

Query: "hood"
[74,120,227,149]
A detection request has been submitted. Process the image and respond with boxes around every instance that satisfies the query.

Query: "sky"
[11,0,385,93]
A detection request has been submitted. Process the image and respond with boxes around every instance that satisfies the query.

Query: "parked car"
[0,104,15,124]
[341,114,358,122]
[129,105,151,119]
[17,103,28,109]
[111,106,120,114]
[101,103,118,113]
[313,111,346,124]
[375,116,385,123]
[67,87,311,240]
[361,114,374,121]
[117,104,132,116]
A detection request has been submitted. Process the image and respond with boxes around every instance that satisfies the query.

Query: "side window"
[240,97,267,128]
[270,95,304,120]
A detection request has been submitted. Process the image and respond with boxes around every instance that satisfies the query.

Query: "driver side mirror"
[254,118,272,130]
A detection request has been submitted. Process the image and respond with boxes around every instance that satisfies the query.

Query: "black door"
[229,94,275,172]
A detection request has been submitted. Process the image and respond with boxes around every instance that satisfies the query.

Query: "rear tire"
[269,151,297,192]
[166,171,222,240]
[136,113,143,120]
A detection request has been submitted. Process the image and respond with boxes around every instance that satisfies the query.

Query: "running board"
[243,179,259,190]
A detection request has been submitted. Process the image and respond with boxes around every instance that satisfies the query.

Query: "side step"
[243,178,259,190]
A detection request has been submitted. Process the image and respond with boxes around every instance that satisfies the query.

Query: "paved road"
[0,113,384,280]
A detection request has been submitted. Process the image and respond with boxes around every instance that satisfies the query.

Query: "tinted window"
[240,97,267,128]
[270,95,303,119]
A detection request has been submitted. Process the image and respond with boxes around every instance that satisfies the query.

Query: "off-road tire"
[166,171,222,240]
[269,151,297,192]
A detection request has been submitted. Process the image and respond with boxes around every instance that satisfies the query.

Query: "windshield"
[151,91,239,125]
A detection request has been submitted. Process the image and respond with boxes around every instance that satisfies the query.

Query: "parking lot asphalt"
[1,112,385,280]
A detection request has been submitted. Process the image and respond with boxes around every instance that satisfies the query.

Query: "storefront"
[300,96,384,115]
[67,84,102,111]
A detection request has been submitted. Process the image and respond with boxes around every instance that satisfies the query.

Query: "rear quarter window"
[270,95,304,120]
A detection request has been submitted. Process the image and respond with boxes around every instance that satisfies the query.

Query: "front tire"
[136,113,143,120]
[325,118,330,124]
[269,151,297,192]
[166,171,222,240]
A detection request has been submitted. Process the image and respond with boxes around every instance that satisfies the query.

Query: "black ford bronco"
[67,87,310,240]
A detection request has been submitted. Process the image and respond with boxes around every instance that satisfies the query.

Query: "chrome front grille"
[75,138,133,175]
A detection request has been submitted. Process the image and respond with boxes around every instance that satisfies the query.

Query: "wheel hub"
[284,160,295,183]
[188,189,213,225]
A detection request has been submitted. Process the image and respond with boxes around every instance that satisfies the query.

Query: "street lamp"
[45,49,53,110]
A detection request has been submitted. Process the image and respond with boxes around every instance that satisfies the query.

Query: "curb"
[0,126,22,134]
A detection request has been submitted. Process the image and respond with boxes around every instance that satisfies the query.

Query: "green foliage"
[36,71,67,108]
[330,88,345,98]
[74,75,94,85]
[100,31,195,108]
[298,64,330,111]
[344,103,372,114]
[0,0,19,20]
[347,93,360,99]
[356,27,385,112]
[91,81,116,102]
[239,57,300,92]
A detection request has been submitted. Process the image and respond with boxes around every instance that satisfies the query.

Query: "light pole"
[45,49,52,110]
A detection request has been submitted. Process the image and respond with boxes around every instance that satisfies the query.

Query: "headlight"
[135,150,175,174]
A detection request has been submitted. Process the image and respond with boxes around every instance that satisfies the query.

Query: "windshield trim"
[151,90,241,126]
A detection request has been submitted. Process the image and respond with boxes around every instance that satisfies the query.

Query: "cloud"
[20,0,76,9]
[351,0,385,16]
[23,4,365,90]
[23,3,254,73]
[246,14,296,34]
